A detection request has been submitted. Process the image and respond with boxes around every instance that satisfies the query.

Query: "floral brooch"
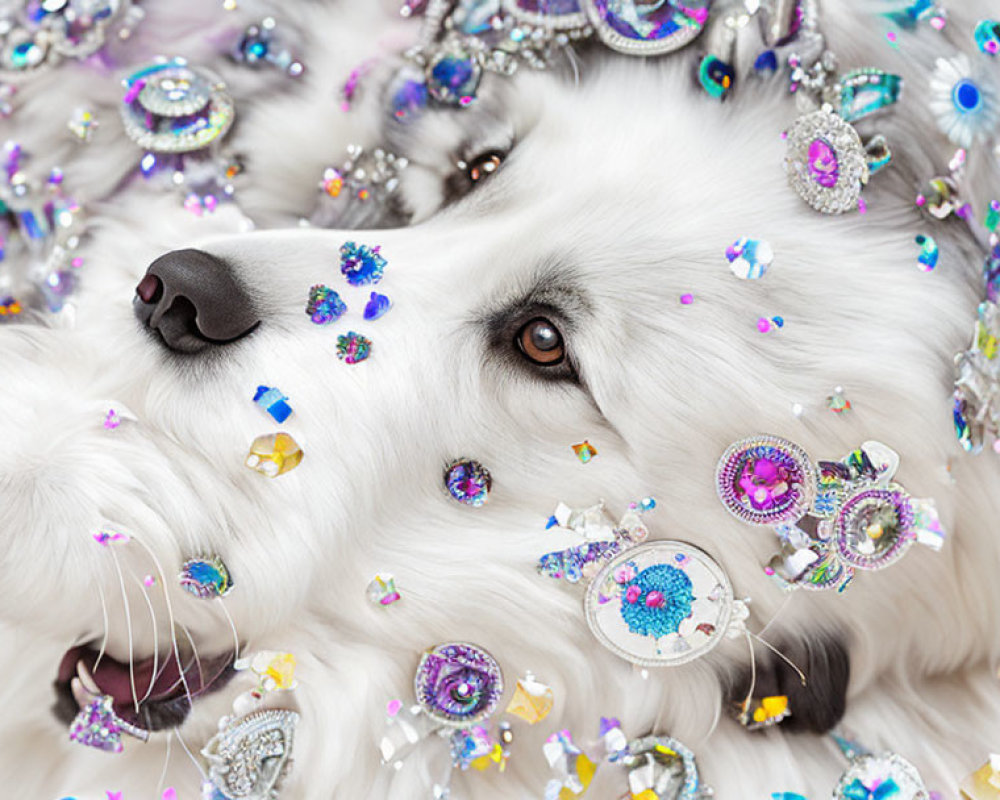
[715,435,945,592]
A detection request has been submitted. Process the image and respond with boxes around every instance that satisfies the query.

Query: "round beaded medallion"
[584,0,710,56]
[785,108,870,214]
[444,459,492,506]
[715,435,817,526]
[833,753,929,800]
[834,487,916,570]
[120,59,235,154]
[585,541,734,667]
[414,642,504,727]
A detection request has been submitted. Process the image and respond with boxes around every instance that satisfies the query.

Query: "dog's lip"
[57,643,235,728]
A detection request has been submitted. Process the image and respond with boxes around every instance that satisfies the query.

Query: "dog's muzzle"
[133,248,260,354]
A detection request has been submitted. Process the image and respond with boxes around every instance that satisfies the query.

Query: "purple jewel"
[591,0,709,45]
[69,695,124,753]
[414,643,503,726]
[808,138,839,188]
[363,292,391,321]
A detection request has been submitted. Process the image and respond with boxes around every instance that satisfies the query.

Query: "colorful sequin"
[335,331,372,364]
[305,285,347,324]
[179,555,233,598]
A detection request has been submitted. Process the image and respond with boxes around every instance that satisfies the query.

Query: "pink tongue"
[58,645,232,725]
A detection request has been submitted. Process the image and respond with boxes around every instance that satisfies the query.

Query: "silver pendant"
[201,709,299,800]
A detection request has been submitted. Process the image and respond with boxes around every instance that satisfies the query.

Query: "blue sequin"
[363,292,391,320]
[619,563,693,639]
[953,80,982,112]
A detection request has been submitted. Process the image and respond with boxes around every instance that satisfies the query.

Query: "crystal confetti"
[93,526,130,546]
[571,440,598,463]
[68,108,98,142]
[253,385,292,423]
[505,673,554,724]
[444,459,492,506]
[367,573,402,606]
[726,237,773,280]
[959,754,1000,798]
[69,695,125,753]
[336,331,373,364]
[827,386,852,413]
[234,651,298,692]
[245,432,304,477]
[739,695,790,729]
[543,730,596,799]
[916,234,939,271]
[179,555,233,598]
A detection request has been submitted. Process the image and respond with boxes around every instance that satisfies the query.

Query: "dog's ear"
[725,631,851,734]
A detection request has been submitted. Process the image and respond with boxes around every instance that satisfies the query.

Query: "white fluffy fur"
[2,1,1000,798]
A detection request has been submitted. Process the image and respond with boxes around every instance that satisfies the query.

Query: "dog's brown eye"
[517,318,565,365]
[466,151,503,183]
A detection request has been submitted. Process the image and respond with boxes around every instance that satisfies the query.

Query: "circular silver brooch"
[785,108,870,214]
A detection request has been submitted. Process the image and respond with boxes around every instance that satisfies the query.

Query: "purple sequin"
[808,138,839,188]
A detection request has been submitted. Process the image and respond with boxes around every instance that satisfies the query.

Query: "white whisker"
[93,582,110,673]
[179,623,205,691]
[130,535,196,709]
[135,573,160,704]
[216,596,241,663]
[174,727,208,781]
[157,729,173,796]
[108,546,140,714]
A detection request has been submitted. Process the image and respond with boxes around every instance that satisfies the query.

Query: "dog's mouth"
[53,644,236,732]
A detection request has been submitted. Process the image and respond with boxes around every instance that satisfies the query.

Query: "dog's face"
[4,21,1000,797]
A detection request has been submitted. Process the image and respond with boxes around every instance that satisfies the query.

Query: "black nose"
[133,249,260,354]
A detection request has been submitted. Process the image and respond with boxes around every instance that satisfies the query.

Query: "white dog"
[2,1,1000,798]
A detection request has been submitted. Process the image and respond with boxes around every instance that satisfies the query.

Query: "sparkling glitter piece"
[93,525,130,546]
[543,730,596,798]
[339,241,386,286]
[680,293,694,305]
[839,69,902,123]
[426,49,482,105]
[245,432,304,477]
[104,410,121,429]
[336,331,373,364]
[444,459,492,506]
[726,237,773,279]
[180,555,233,598]
[571,440,598,463]
[253,385,292,423]
[505,672,554,724]
[414,642,503,726]
[306,285,347,324]
[827,387,852,413]
[367,573,402,606]
[916,234,940,271]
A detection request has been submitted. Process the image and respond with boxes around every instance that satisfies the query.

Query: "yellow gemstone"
[264,653,297,690]
[245,433,303,477]
[505,674,554,724]
[866,523,884,539]
[761,695,788,717]
[960,759,1000,798]
[633,792,660,800]
[753,707,767,723]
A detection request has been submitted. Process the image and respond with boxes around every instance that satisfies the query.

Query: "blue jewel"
[363,292,391,321]
[180,556,234,598]
[754,50,778,72]
[253,385,292,423]
[953,79,982,113]
[427,51,482,105]
[975,20,1000,55]
[339,242,386,286]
